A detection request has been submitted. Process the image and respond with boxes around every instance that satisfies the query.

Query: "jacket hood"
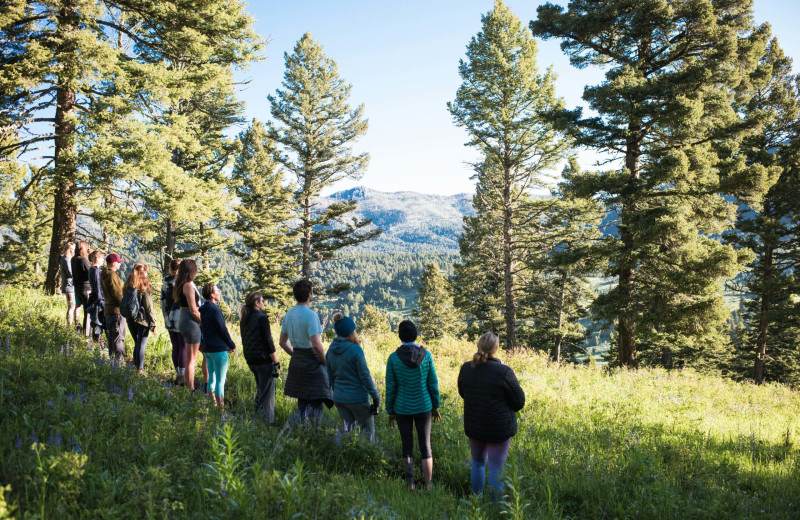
[329,336,354,356]
[396,343,426,368]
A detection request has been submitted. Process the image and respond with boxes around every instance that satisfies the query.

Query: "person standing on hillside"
[279,279,331,419]
[385,320,441,491]
[161,258,186,384]
[123,263,157,374]
[71,241,92,336]
[175,259,207,392]
[326,313,380,441]
[458,332,525,500]
[241,291,280,424]
[200,283,236,408]
[86,250,105,342]
[100,254,126,362]
[58,242,78,327]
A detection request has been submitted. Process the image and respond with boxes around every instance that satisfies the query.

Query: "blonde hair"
[332,312,359,345]
[472,332,499,367]
[61,242,74,256]
[123,263,152,294]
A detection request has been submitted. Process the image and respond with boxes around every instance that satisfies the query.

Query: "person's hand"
[387,414,396,428]
[431,408,442,423]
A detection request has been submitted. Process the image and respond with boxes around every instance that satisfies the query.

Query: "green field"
[0,286,798,519]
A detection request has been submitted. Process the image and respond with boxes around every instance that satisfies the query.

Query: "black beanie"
[398,320,418,343]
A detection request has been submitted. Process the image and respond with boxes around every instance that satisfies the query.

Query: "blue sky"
[235,1,800,196]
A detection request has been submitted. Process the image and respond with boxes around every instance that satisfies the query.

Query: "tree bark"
[301,195,312,280]
[618,121,641,367]
[45,4,79,294]
[754,228,774,385]
[502,166,516,350]
[554,270,567,362]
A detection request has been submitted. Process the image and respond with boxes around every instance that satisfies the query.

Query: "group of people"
[58,245,526,497]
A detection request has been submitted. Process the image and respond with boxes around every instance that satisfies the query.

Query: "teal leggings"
[205,351,229,398]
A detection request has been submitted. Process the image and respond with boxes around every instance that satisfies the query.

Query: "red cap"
[106,253,124,264]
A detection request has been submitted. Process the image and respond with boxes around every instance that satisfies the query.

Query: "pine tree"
[0,158,52,287]
[532,0,772,367]
[0,0,260,292]
[268,33,380,283]
[230,120,297,303]
[358,304,392,335]
[520,161,603,362]
[448,0,571,349]
[725,37,800,385]
[414,263,459,340]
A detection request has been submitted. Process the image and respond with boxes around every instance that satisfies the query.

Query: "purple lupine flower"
[166,388,170,399]
[65,342,70,356]
[47,400,53,407]
[60,344,64,355]
[128,387,133,402]
[48,432,62,446]
[14,434,22,448]
[30,432,37,444]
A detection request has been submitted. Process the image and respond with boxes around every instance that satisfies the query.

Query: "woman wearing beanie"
[326,313,380,441]
[385,320,440,490]
[457,332,525,500]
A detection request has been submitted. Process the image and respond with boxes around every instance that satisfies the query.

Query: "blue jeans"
[469,437,511,500]
[205,351,229,398]
[126,320,150,371]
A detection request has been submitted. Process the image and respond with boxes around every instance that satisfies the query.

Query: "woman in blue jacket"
[326,313,380,441]
[200,283,236,408]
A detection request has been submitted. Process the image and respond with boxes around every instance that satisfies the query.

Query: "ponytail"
[240,292,263,329]
[472,332,499,367]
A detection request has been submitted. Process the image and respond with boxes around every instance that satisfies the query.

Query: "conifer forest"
[0,1,799,518]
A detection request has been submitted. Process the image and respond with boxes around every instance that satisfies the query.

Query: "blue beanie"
[334,316,356,337]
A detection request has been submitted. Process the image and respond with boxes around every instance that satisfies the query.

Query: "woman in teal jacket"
[385,320,440,491]
[326,314,380,441]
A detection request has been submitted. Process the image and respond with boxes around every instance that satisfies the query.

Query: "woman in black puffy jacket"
[457,332,525,500]
[240,292,279,424]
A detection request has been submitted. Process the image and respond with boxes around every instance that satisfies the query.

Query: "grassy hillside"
[0,286,798,519]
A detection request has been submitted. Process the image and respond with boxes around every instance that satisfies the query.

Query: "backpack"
[161,278,180,331]
[120,287,141,320]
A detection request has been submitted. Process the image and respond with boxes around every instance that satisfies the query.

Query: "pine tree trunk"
[618,122,641,367]
[44,5,79,295]
[502,167,516,350]
[554,270,567,362]
[754,239,774,385]
[161,218,175,275]
[301,196,312,280]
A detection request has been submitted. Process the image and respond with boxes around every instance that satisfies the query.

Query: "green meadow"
[0,286,797,519]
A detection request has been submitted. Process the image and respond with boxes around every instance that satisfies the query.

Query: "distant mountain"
[322,187,474,252]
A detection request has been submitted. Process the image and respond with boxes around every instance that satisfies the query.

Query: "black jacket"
[457,358,525,443]
[240,309,275,365]
[199,302,236,353]
[71,256,91,293]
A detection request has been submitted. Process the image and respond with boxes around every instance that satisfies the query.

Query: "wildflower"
[66,341,70,356]
[48,432,62,447]
[128,387,134,402]
[14,434,22,448]
[60,344,64,355]
[166,388,171,399]
[30,432,37,444]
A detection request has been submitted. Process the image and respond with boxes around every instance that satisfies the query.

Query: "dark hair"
[123,263,152,294]
[240,291,263,328]
[202,283,216,300]
[169,258,181,273]
[76,241,90,258]
[173,259,198,301]
[292,279,313,303]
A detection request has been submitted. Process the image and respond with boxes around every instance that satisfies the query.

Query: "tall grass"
[0,286,797,518]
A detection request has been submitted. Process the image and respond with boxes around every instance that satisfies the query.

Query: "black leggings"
[396,411,432,459]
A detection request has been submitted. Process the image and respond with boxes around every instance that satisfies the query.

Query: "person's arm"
[426,353,440,409]
[111,272,123,305]
[278,332,294,356]
[216,306,235,351]
[260,315,279,363]
[310,333,325,365]
[185,284,200,322]
[385,357,396,415]
[503,368,526,412]
[325,350,334,390]
[457,364,465,399]
[356,347,379,401]
[144,293,157,332]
